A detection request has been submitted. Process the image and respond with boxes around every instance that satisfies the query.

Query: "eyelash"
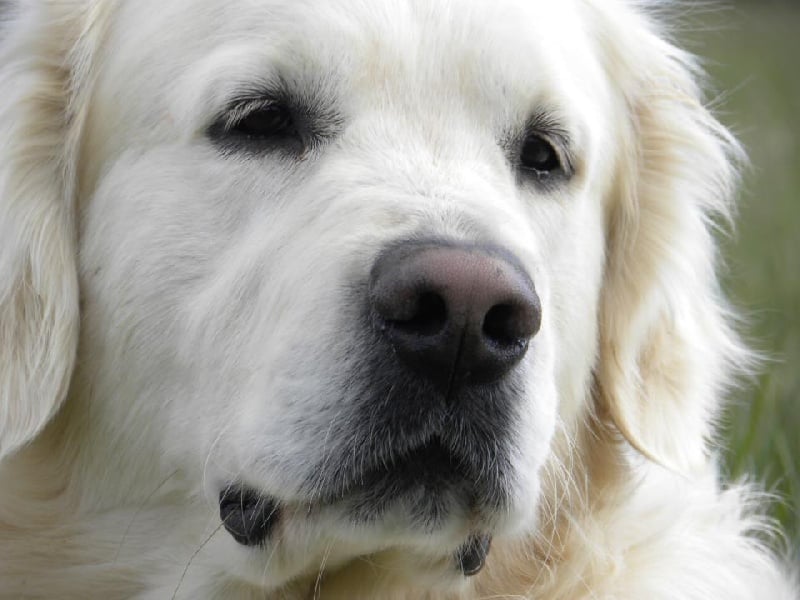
[207,97,304,154]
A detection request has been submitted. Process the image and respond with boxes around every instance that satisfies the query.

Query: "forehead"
[103,0,605,125]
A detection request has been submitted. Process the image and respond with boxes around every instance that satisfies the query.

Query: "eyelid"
[168,40,290,139]
[218,96,284,132]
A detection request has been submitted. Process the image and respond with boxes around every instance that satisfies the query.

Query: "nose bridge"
[330,109,518,234]
[347,70,508,179]
[351,117,475,183]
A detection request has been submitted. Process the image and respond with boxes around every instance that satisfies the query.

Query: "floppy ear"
[0,4,82,459]
[592,8,747,474]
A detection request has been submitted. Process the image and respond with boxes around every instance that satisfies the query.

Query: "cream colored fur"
[0,0,797,598]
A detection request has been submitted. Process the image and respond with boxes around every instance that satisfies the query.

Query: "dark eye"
[230,104,297,139]
[519,134,562,175]
[209,100,302,153]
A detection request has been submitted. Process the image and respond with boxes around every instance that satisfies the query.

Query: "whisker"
[170,520,226,600]
[114,469,179,563]
[313,539,335,599]
[258,504,284,588]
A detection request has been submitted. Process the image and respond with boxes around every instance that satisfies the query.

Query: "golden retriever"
[0,0,796,598]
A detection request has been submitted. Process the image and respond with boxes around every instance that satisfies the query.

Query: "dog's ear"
[592,8,747,474]
[0,4,85,460]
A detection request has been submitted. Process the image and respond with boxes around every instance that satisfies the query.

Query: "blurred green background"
[686,3,799,561]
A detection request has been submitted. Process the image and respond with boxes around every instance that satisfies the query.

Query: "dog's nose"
[369,240,541,387]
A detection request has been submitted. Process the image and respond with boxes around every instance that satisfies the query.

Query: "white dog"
[0,0,796,598]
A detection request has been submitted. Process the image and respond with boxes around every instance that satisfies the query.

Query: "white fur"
[0,0,796,598]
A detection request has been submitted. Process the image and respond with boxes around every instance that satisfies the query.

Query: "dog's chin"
[218,492,512,593]
[217,442,538,591]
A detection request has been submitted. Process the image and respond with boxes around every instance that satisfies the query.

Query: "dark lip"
[219,485,281,547]
[456,533,493,576]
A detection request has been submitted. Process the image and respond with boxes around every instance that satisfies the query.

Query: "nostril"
[483,300,539,348]
[390,291,447,336]
[482,303,521,346]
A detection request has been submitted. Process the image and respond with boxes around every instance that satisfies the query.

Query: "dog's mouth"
[219,438,500,576]
[328,436,475,511]
[218,482,493,577]
[316,431,512,513]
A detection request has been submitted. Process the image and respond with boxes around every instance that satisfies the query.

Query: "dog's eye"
[231,104,297,139]
[519,134,562,176]
[209,100,303,153]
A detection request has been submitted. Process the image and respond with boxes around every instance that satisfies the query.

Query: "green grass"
[685,4,800,560]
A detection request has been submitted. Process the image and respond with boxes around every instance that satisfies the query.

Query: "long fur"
[0,1,797,598]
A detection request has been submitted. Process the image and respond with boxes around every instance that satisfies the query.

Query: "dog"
[0,0,797,598]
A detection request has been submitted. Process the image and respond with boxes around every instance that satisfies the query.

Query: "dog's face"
[74,0,609,586]
[0,0,742,594]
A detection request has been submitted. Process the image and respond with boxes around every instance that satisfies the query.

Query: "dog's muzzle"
[219,239,538,577]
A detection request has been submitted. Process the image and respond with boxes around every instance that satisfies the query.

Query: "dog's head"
[0,0,743,593]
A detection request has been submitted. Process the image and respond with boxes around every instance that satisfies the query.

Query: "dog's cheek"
[76,152,266,460]
[218,253,374,493]
[494,192,606,532]
[502,319,559,532]
[534,191,606,425]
